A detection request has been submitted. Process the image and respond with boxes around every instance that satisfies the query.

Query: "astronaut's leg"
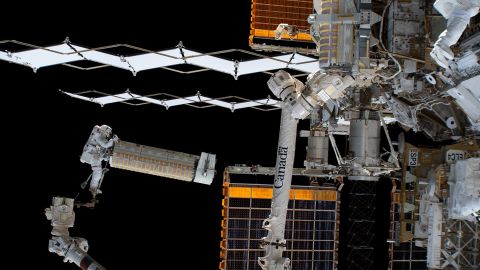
[433,29,455,60]
[430,43,451,69]
[430,16,470,68]
[89,164,103,195]
[434,9,471,59]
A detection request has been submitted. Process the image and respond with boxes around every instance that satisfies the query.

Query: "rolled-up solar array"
[111,140,216,185]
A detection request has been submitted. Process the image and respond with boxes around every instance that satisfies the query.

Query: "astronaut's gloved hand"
[433,40,455,60]
[430,46,451,70]
[113,134,119,142]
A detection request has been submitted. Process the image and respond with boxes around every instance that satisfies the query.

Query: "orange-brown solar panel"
[250,0,316,53]
[219,183,339,270]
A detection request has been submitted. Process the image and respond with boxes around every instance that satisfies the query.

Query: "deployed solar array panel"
[60,90,282,111]
[220,184,339,270]
[251,0,312,37]
[392,241,427,270]
[0,40,319,76]
[250,0,316,54]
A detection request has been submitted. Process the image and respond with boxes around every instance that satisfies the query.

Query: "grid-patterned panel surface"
[221,184,338,270]
[250,0,315,46]
[392,241,427,270]
[252,0,313,31]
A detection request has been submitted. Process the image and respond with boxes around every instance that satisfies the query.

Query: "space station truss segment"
[0,40,319,77]
[440,219,480,270]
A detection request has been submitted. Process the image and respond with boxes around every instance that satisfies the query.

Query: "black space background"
[0,2,422,269]
[1,2,295,269]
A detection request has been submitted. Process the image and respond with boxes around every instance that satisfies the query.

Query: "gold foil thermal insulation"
[111,140,198,182]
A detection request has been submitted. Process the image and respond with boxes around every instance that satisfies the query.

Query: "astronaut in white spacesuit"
[430,0,480,69]
[80,125,118,195]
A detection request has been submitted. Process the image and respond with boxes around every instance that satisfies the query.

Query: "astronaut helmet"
[99,125,112,138]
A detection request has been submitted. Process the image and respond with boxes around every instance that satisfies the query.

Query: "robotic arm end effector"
[45,197,75,237]
[267,70,313,120]
[46,197,107,270]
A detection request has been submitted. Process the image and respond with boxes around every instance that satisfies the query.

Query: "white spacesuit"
[80,125,118,195]
[430,0,480,69]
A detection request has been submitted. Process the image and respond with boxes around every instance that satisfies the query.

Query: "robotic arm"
[48,236,105,270]
[273,23,298,40]
[258,71,304,270]
[258,70,353,270]
[45,197,106,270]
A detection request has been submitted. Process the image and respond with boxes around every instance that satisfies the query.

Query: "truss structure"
[440,217,479,269]
[0,39,319,77]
